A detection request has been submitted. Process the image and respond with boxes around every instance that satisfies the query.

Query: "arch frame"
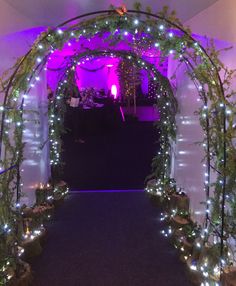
[0,6,235,284]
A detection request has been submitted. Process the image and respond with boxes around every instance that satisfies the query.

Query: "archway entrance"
[0,5,235,285]
[46,48,174,189]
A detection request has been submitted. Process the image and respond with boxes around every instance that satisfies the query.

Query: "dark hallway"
[63,120,157,190]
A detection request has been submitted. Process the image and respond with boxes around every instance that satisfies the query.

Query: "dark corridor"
[62,116,157,190]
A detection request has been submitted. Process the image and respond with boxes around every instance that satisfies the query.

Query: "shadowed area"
[31,191,192,286]
[62,120,157,190]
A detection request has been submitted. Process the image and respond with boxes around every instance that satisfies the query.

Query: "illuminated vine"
[0,4,235,284]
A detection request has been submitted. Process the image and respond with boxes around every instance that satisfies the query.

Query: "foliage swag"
[0,3,236,284]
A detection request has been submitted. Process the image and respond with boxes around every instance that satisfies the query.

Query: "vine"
[0,4,235,285]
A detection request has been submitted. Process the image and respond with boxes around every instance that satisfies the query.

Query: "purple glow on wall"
[46,31,168,98]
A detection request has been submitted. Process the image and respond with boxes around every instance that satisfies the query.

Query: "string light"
[57,29,63,34]
[1,10,234,286]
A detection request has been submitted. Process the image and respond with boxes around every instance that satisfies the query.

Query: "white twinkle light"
[190,265,197,271]
[57,29,63,34]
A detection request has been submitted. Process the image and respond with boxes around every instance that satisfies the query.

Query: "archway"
[0,5,235,285]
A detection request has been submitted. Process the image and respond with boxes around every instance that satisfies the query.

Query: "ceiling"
[2,0,219,32]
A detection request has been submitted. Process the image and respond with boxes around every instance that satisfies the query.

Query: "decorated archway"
[0,5,235,285]
[47,48,176,178]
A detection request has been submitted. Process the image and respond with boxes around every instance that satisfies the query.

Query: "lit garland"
[48,84,66,182]
[117,59,141,104]
[0,4,235,284]
[47,47,176,191]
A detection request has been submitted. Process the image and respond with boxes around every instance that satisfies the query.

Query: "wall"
[0,1,36,36]
[168,56,206,222]
[185,0,236,43]
[0,27,45,78]
[77,58,119,94]
[170,36,236,224]
[21,70,50,206]
[0,27,49,206]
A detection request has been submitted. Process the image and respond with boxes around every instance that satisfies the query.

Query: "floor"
[63,120,157,190]
[31,119,192,285]
[31,191,192,286]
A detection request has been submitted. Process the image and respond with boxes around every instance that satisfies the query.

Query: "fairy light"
[57,29,63,34]
[190,264,197,271]
[196,242,201,248]
[1,14,232,286]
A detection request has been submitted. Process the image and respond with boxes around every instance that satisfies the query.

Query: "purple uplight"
[111,84,118,99]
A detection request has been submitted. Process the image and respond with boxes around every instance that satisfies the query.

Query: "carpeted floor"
[62,120,157,190]
[31,191,192,286]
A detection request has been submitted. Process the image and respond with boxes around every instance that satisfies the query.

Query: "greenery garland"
[0,3,235,284]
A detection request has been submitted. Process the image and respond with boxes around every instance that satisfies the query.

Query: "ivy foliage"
[0,3,236,284]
